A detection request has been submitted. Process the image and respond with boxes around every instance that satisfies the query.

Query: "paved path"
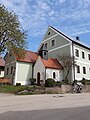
[0,93,90,113]
[0,106,90,120]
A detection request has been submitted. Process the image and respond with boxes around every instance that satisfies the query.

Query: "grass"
[0,85,45,94]
[0,85,33,94]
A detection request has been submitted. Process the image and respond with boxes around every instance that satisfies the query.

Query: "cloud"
[0,0,90,43]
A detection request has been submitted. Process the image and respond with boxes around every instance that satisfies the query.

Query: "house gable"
[39,26,71,51]
[34,56,45,81]
[4,50,16,65]
[38,26,72,60]
[42,27,58,42]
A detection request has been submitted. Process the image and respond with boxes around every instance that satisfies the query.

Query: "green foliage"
[16,83,21,86]
[0,85,26,93]
[80,78,90,85]
[55,81,62,87]
[63,79,69,84]
[80,78,86,85]
[72,80,77,86]
[0,4,27,54]
[45,78,55,87]
[29,78,36,85]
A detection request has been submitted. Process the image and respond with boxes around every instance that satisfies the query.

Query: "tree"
[0,4,27,55]
[57,54,76,83]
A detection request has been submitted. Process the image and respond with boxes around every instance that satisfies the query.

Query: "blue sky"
[0,0,90,51]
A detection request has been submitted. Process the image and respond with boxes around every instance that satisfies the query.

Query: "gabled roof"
[0,56,5,67]
[14,50,38,63]
[50,26,90,50]
[40,56,63,69]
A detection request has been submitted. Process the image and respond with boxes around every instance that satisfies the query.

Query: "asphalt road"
[0,93,90,119]
[0,106,90,120]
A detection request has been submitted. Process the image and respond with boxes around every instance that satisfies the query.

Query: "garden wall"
[61,85,90,93]
[83,85,90,93]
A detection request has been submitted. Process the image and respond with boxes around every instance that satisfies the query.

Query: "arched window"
[51,40,55,46]
[45,43,47,49]
[53,72,56,79]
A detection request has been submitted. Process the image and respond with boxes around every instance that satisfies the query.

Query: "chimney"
[76,36,80,41]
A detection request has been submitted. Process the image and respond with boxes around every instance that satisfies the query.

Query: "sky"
[0,0,90,52]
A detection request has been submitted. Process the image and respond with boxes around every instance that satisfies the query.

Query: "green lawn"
[0,85,32,94]
[0,85,63,95]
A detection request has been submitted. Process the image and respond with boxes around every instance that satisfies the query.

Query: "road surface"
[0,106,90,120]
[0,93,90,119]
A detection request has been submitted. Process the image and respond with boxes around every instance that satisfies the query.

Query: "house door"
[37,72,40,85]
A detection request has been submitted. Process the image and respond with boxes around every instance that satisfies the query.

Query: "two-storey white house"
[38,26,90,81]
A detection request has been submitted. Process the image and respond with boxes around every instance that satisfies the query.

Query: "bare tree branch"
[57,54,76,83]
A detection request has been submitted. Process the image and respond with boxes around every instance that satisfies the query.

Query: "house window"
[51,40,55,47]
[11,66,13,74]
[53,72,56,79]
[7,67,9,75]
[88,54,90,60]
[44,51,46,56]
[82,52,85,59]
[75,49,79,57]
[48,32,50,35]
[45,43,47,49]
[83,67,86,74]
[77,65,80,73]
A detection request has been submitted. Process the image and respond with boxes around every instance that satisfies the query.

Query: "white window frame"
[44,42,48,49]
[76,65,80,73]
[82,51,85,59]
[51,39,56,47]
[75,49,79,57]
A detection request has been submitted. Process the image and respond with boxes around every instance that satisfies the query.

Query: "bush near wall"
[45,78,55,87]
[29,78,36,85]
[55,81,62,87]
[16,83,21,86]
[80,78,90,85]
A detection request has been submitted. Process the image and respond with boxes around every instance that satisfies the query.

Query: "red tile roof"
[40,57,63,69]
[0,79,11,83]
[0,56,5,67]
[14,50,38,63]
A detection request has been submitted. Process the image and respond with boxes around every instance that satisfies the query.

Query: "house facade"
[38,26,90,81]
[34,56,63,84]
[4,26,90,85]
[0,56,5,78]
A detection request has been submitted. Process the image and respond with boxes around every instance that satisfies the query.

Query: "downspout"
[72,42,75,81]
[32,63,34,78]
[45,68,46,80]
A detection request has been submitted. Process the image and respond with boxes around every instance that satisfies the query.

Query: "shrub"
[80,78,86,85]
[55,81,62,87]
[80,78,90,85]
[87,81,90,85]
[72,80,77,86]
[16,83,21,86]
[29,78,36,85]
[45,78,55,87]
